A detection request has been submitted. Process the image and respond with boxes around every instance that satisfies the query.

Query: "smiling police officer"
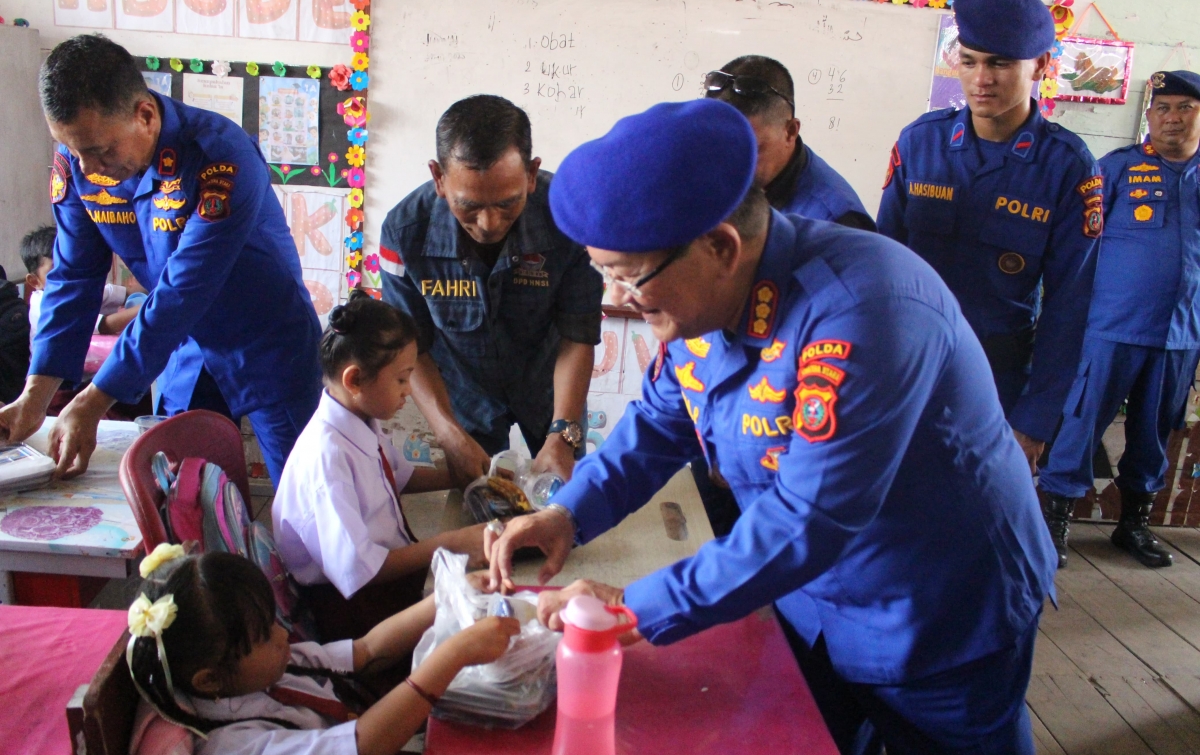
[379,96,602,486]
[0,35,321,484]
[486,99,1056,754]
[1038,71,1200,570]
[878,0,1102,473]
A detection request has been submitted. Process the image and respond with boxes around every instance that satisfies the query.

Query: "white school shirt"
[187,640,359,755]
[273,390,416,598]
[28,283,126,345]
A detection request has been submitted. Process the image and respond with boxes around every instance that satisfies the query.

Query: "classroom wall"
[0,26,51,279]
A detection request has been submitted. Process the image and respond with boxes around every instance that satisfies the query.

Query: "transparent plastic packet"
[462,451,564,524]
[412,548,560,729]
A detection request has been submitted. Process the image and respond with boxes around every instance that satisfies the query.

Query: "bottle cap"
[561,596,639,652]
[562,595,617,631]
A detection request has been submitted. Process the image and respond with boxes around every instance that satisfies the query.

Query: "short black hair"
[435,95,533,170]
[39,34,149,124]
[320,290,419,383]
[19,226,56,275]
[707,55,795,121]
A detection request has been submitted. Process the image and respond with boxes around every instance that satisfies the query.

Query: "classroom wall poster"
[258,77,320,166]
[115,0,173,32]
[928,15,965,111]
[275,186,351,328]
[175,0,236,36]
[53,0,114,28]
[240,0,299,40]
[182,73,244,125]
[621,319,660,397]
[141,71,173,97]
[299,0,354,44]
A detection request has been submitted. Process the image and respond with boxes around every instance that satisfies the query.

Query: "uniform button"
[461,259,469,267]
[511,255,520,263]
[1048,124,1060,132]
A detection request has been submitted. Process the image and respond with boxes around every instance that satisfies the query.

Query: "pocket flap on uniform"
[903,181,959,234]
[428,298,484,332]
[979,194,1053,261]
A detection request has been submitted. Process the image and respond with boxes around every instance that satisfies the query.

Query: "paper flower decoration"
[145,56,160,71]
[351,53,370,72]
[351,10,371,31]
[347,269,362,288]
[345,145,366,167]
[139,543,186,578]
[345,208,364,230]
[346,232,364,252]
[307,65,322,79]
[348,128,369,146]
[911,0,929,6]
[212,60,231,78]
[310,166,321,176]
[273,61,288,76]
[1039,98,1056,117]
[347,167,366,188]
[280,164,292,175]
[245,61,260,76]
[1039,78,1059,99]
[338,97,368,128]
[928,0,948,7]
[363,254,380,274]
[1051,5,1074,37]
[350,71,369,91]
[328,64,352,91]
[351,0,369,9]
[348,188,364,208]
[351,32,370,53]
[128,594,178,638]
[169,58,184,72]
[345,250,363,268]
[189,58,204,73]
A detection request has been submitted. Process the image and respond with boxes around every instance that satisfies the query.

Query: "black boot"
[1042,495,1075,569]
[1111,489,1173,568]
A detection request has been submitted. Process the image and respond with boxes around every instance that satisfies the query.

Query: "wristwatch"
[548,419,583,450]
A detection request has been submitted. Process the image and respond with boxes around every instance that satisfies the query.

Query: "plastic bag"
[462,451,564,524]
[412,548,560,728]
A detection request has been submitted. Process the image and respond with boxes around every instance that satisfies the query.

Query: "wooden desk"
[0,420,143,604]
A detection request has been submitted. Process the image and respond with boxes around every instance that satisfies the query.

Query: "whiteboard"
[365,0,947,259]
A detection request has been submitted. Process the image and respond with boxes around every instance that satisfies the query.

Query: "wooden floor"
[1030,524,1200,755]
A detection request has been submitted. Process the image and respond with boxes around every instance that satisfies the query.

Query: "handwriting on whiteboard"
[521,32,586,118]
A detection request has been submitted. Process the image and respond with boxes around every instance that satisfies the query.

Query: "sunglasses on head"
[704,70,795,111]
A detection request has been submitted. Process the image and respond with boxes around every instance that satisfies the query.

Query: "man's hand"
[531,433,576,482]
[48,384,116,479]
[0,375,64,444]
[442,431,491,489]
[1012,428,1046,476]
[536,579,642,644]
[485,508,576,592]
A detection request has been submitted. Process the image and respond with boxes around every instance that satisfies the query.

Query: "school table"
[0,420,143,605]
[0,604,127,755]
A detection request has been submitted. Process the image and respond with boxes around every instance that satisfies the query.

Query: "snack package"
[462,451,564,524]
[412,549,559,729]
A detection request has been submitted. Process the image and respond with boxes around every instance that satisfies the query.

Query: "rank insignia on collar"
[1142,142,1157,156]
[747,281,779,339]
[1011,132,1034,158]
[50,153,69,204]
[685,337,710,358]
[158,148,177,176]
[761,339,785,363]
[1128,162,1160,172]
[950,121,966,147]
[674,361,706,393]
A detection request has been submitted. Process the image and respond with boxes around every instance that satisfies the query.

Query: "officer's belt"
[980,327,1035,374]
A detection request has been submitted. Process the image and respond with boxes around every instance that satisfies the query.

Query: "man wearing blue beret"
[878,0,1102,477]
[1038,70,1200,569]
[485,99,1056,753]
[692,54,875,537]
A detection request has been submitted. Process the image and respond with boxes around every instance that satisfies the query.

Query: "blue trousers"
[1040,336,1200,499]
[778,611,1039,755]
[160,367,319,488]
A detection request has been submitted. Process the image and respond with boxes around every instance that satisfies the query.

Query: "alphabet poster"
[258,77,320,166]
[275,186,351,328]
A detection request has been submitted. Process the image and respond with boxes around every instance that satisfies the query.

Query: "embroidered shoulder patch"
[1076,175,1103,198]
[197,162,237,222]
[883,143,901,189]
[1084,205,1104,239]
[50,154,69,204]
[799,339,852,365]
[379,245,406,277]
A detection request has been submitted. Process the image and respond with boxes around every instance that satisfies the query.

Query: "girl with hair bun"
[273,292,489,641]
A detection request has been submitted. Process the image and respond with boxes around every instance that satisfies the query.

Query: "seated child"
[128,545,519,755]
[0,264,29,404]
[21,225,144,341]
[274,293,489,641]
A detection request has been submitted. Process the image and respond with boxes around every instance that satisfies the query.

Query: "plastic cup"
[135,415,169,434]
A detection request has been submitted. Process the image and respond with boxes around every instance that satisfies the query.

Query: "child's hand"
[440,523,490,570]
[445,616,521,667]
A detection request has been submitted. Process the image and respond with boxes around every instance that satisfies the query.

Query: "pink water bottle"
[551,595,639,755]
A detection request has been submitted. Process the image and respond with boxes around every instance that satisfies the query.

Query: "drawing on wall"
[928,15,965,111]
[116,0,173,32]
[275,186,351,327]
[1055,37,1134,105]
[177,0,236,36]
[54,0,114,28]
[240,0,299,40]
[182,73,244,125]
[259,77,320,166]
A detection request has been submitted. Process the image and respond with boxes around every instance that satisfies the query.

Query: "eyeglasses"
[703,70,795,111]
[590,244,689,299]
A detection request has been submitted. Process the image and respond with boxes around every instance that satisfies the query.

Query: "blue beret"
[955,0,1055,61]
[1151,70,1200,101]
[549,99,756,253]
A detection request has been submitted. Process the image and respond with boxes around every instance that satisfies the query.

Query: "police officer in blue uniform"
[379,96,602,487]
[0,35,321,485]
[877,0,1102,472]
[486,99,1057,754]
[693,54,875,536]
[1039,71,1200,570]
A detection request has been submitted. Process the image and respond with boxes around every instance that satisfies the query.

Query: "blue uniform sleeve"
[378,222,437,355]
[553,244,603,345]
[32,160,114,384]
[92,152,272,403]
[623,297,956,645]
[875,141,908,245]
[1007,154,1101,441]
[551,347,699,540]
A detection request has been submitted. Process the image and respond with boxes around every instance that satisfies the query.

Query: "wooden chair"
[67,630,137,755]
[119,409,250,551]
